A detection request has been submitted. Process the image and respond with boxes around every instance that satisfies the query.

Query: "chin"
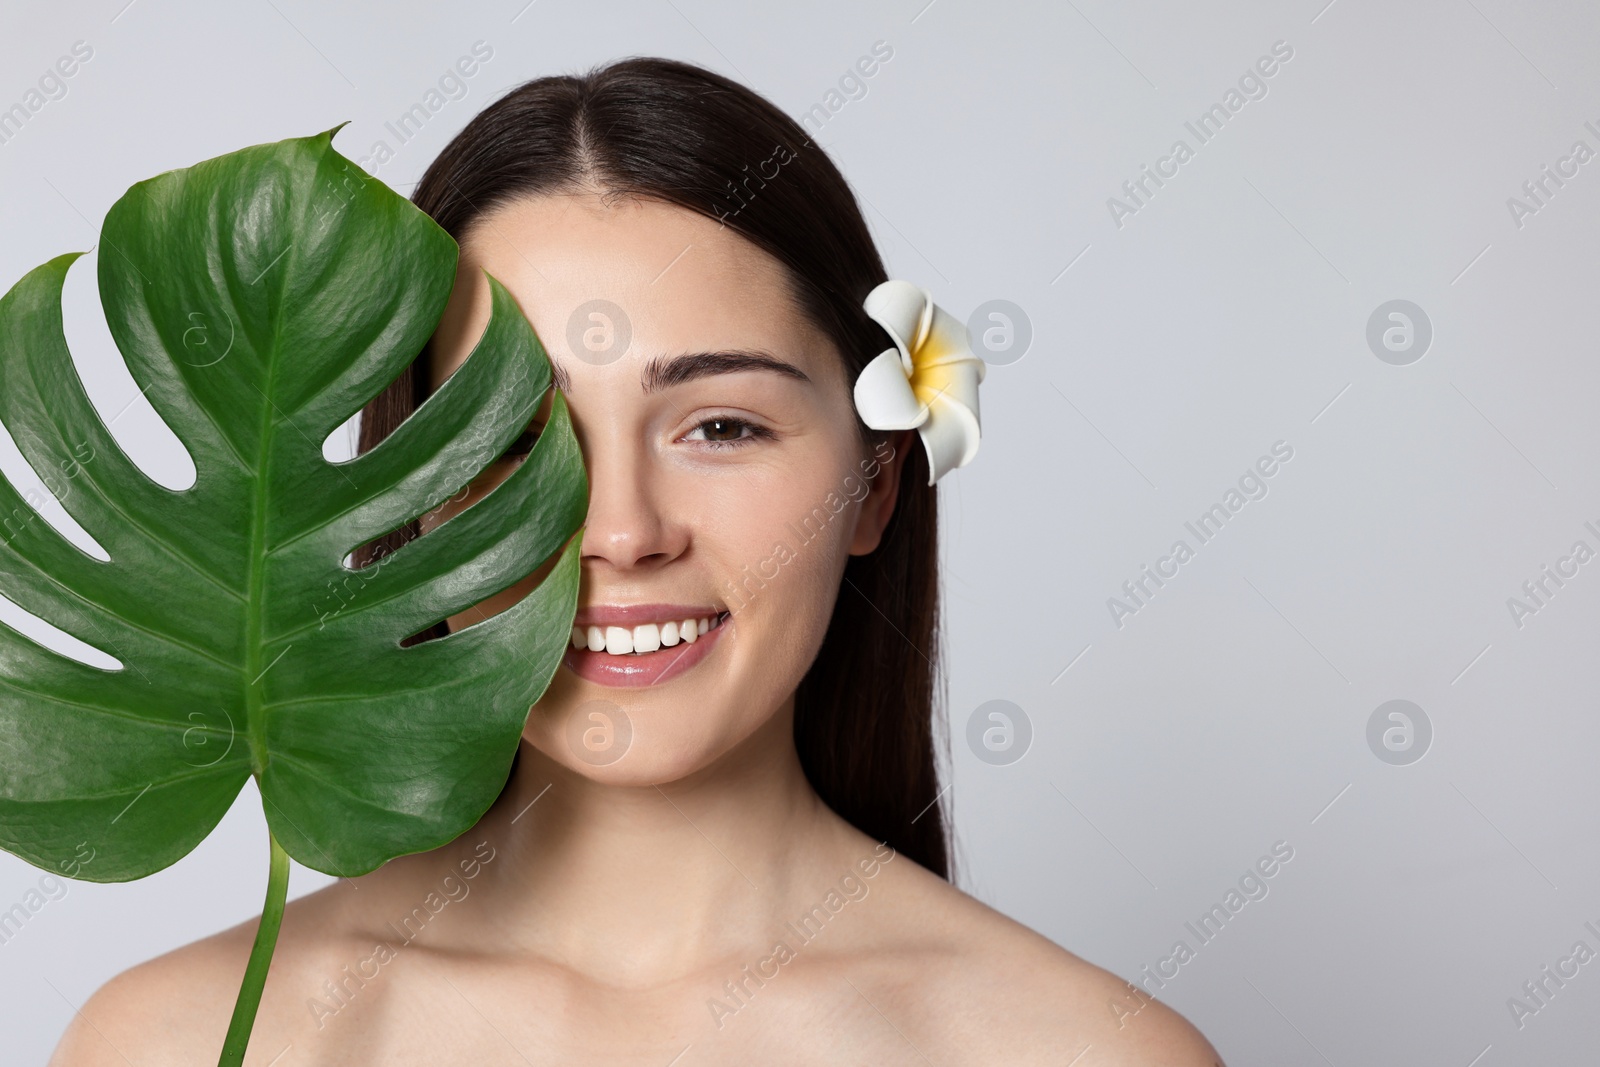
[524,713,761,790]
[523,693,770,788]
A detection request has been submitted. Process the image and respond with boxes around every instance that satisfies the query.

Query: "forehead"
[428,192,828,390]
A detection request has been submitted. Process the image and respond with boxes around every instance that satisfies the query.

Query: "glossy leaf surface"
[0,126,585,882]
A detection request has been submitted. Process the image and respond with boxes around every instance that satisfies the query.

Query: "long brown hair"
[353,57,953,879]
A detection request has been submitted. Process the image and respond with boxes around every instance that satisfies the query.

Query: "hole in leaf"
[396,537,571,648]
[321,407,361,464]
[0,421,111,563]
[63,250,197,492]
[0,589,123,670]
[344,424,536,573]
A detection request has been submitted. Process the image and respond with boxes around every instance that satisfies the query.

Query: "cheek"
[617,467,855,769]
[701,455,857,610]
[708,460,859,695]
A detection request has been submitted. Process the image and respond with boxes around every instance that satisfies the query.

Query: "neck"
[426,696,850,986]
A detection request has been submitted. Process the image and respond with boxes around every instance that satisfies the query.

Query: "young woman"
[53,58,1223,1065]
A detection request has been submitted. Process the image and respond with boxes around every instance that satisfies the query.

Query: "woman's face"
[419,192,906,785]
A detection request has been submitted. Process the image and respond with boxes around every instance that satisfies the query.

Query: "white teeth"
[604,625,633,655]
[576,614,722,656]
[632,622,661,653]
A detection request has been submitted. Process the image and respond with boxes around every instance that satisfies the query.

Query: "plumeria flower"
[852,279,987,485]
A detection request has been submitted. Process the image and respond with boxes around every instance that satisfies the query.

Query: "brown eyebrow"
[643,350,811,393]
[546,350,811,395]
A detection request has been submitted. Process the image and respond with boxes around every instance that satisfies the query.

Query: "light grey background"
[2,0,1598,1064]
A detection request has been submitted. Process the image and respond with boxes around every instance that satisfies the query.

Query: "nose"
[577,427,687,572]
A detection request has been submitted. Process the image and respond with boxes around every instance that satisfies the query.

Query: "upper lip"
[573,603,726,628]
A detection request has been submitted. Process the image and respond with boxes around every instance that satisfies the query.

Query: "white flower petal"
[919,303,987,383]
[917,388,982,485]
[853,348,929,430]
[857,280,990,485]
[924,356,984,435]
[911,292,935,352]
[863,280,932,376]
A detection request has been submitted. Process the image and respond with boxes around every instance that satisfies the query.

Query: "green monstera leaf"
[0,125,586,1062]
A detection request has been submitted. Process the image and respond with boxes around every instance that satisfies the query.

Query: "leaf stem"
[217,827,290,1067]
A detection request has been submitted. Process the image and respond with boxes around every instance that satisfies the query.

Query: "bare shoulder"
[48,918,256,1065]
[861,850,1225,1066]
[48,884,354,1066]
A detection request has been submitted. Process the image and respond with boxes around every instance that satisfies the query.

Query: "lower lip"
[561,616,729,688]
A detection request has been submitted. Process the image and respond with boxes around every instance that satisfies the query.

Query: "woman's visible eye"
[683,416,774,450]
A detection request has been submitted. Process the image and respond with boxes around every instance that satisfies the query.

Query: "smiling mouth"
[569,610,731,657]
[562,610,732,688]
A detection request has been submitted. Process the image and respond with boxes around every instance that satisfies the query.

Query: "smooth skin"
[51,193,1225,1065]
